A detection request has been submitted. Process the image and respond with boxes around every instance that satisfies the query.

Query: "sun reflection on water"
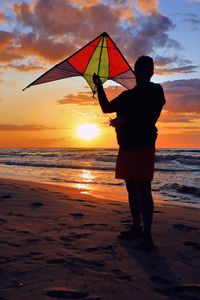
[80,170,94,182]
[73,170,95,191]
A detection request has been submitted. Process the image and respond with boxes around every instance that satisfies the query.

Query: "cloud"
[0,30,24,62]
[135,0,159,14]
[155,65,198,75]
[0,9,9,24]
[58,78,200,116]
[57,92,98,106]
[4,62,44,72]
[57,78,200,129]
[0,124,65,131]
[184,13,200,29]
[154,55,198,75]
[0,0,194,77]
[13,1,119,40]
[18,32,76,62]
[0,31,13,52]
[159,111,200,123]
[162,79,200,113]
[32,137,68,142]
[186,0,200,3]
[57,86,125,106]
[119,13,180,63]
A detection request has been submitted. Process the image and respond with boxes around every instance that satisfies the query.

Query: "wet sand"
[0,178,199,300]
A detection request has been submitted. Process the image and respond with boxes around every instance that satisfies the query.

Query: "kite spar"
[23,32,135,95]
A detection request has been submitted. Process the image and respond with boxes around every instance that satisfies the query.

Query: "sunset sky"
[0,0,200,148]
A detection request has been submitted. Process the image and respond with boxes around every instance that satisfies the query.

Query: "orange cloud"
[0,124,65,131]
[57,92,96,106]
[0,9,8,24]
[57,86,125,106]
[135,0,159,14]
[0,31,13,52]
[159,111,200,123]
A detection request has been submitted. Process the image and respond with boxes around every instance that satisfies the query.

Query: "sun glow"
[76,123,100,140]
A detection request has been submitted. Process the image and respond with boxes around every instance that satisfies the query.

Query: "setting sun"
[76,123,100,140]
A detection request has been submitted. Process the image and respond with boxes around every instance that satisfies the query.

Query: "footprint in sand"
[80,223,108,229]
[60,233,91,244]
[173,224,198,232]
[112,210,123,214]
[0,218,7,225]
[75,199,85,202]
[0,240,20,248]
[70,212,85,219]
[173,285,200,300]
[46,258,66,265]
[183,240,200,250]
[25,238,41,243]
[46,288,100,299]
[83,204,96,208]
[30,202,44,208]
[1,194,12,199]
[121,219,131,224]
[84,245,114,253]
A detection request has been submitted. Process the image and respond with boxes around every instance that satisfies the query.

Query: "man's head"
[134,56,154,84]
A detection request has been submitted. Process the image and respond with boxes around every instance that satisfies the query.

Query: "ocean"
[0,148,199,208]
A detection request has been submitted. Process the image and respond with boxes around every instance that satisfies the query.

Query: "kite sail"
[23,32,135,95]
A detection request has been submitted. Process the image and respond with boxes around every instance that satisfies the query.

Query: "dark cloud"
[155,65,198,75]
[154,55,191,67]
[18,32,76,61]
[184,13,200,28]
[120,13,180,63]
[163,79,200,113]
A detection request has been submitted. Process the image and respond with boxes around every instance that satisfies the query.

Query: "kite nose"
[102,32,108,37]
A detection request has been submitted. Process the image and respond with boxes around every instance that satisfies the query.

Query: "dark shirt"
[108,82,166,149]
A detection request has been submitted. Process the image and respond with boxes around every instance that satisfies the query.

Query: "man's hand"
[109,116,125,128]
[93,73,102,87]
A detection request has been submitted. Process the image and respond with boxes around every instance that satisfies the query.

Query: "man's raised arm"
[93,73,115,114]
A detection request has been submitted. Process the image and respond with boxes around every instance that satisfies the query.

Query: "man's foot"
[118,226,143,241]
[133,237,156,252]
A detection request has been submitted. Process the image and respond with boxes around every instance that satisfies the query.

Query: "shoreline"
[0,177,200,299]
[0,175,199,209]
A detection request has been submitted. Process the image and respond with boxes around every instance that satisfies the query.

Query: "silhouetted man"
[93,56,166,251]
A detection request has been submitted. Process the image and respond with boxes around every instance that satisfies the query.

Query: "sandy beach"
[0,178,199,300]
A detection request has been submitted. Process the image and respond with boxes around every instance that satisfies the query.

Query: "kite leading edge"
[23,32,135,95]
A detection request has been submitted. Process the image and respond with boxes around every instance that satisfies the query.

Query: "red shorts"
[115,148,155,181]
